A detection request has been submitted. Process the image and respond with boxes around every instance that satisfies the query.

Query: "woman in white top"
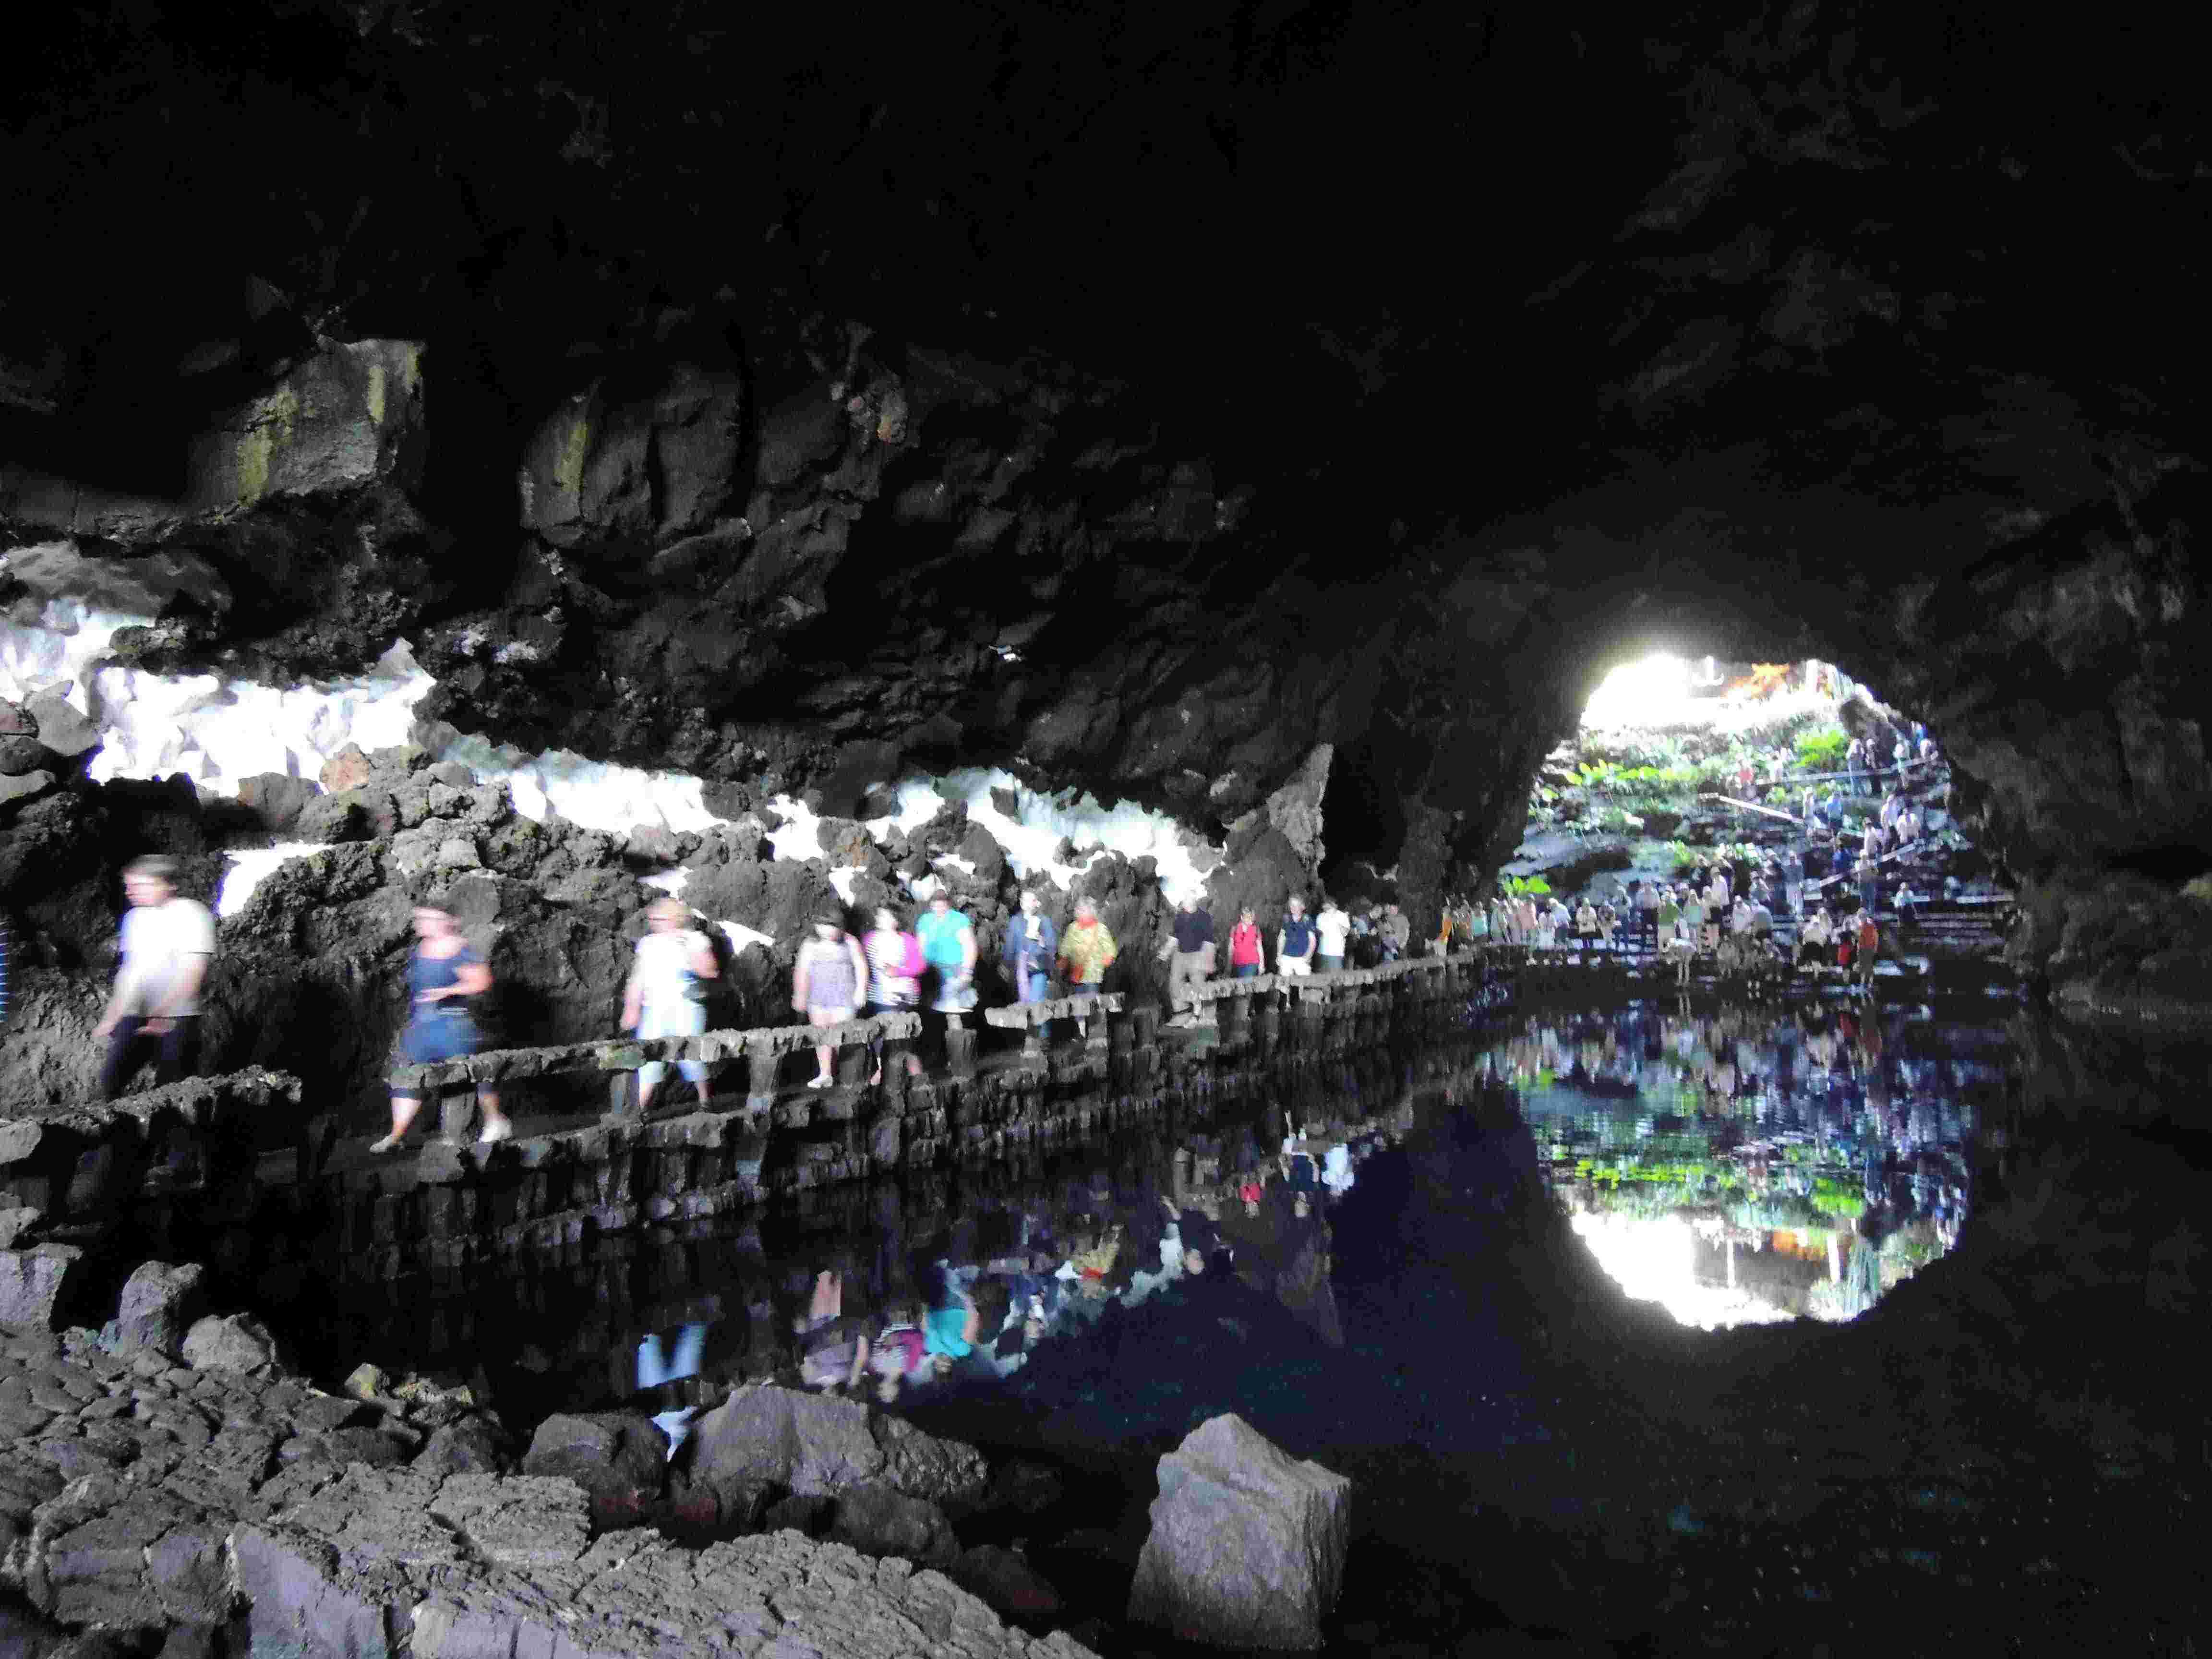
[622,897,719,1111]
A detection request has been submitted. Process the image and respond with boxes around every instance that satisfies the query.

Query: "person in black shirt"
[1167,897,1215,1023]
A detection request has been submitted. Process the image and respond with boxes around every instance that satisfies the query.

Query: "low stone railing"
[388,1012,924,1124]
[0,1068,304,1225]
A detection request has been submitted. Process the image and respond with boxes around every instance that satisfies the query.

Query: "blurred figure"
[1002,889,1058,1005]
[622,897,718,1112]
[1167,894,1215,1021]
[863,906,926,1085]
[917,891,978,1013]
[375,900,510,1151]
[1315,897,1351,973]
[1227,905,1264,978]
[95,855,215,1100]
[1276,898,1316,977]
[792,914,867,1088]
[1056,897,1118,1038]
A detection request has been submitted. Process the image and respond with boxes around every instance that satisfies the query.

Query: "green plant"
[1794,726,1851,771]
[1502,875,1552,898]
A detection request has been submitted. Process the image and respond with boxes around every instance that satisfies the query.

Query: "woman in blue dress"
[372,901,513,1151]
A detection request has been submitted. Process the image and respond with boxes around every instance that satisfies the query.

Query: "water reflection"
[283,1054,1431,1428]
[1481,1001,1994,1327]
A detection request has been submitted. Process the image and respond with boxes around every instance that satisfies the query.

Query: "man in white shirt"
[1314,899,1352,972]
[95,855,216,1100]
[622,897,719,1111]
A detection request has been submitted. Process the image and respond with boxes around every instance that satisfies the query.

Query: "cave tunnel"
[5,5,2212,1655]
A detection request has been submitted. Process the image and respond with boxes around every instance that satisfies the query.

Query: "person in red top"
[1227,906,1264,977]
[1855,913,1879,991]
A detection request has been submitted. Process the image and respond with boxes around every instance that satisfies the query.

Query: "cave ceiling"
[3,0,2208,886]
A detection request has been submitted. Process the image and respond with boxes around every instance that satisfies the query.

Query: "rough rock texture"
[825,1483,960,1570]
[7,6,2212,1013]
[519,1411,667,1523]
[687,1383,987,1508]
[179,1313,283,1375]
[0,1322,1085,1659]
[0,1244,84,1329]
[102,1261,206,1357]
[1126,1414,1352,1651]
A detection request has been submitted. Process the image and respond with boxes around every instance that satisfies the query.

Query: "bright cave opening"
[1490,651,2014,1330]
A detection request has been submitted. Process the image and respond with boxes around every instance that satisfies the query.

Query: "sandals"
[368,1134,407,1155]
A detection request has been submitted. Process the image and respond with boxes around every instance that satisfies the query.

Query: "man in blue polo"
[1276,897,1317,978]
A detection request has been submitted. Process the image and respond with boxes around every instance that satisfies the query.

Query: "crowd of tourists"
[80,853,1450,1150]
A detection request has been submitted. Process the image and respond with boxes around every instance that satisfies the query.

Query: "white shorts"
[639,999,706,1088]
[1279,958,1313,977]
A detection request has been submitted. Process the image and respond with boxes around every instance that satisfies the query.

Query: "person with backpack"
[864,905,926,1084]
[1002,889,1059,1005]
[621,896,719,1113]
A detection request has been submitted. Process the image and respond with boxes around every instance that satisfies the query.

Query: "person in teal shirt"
[916,891,977,1010]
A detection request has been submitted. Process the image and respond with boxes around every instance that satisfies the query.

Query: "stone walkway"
[0,1323,1094,1658]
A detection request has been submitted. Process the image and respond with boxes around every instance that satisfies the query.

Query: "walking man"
[95,855,216,1100]
[1167,895,1215,1024]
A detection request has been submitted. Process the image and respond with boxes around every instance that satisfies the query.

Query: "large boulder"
[103,1259,206,1355]
[19,691,99,758]
[686,1383,991,1508]
[520,1411,667,1522]
[180,1312,285,1374]
[686,1384,885,1499]
[0,1243,84,1328]
[237,772,323,834]
[1125,1415,1352,1651]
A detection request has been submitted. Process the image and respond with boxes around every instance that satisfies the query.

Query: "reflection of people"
[96,855,215,1100]
[622,897,717,1112]
[375,901,511,1151]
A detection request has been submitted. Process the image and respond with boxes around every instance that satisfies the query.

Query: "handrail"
[390,1011,923,1090]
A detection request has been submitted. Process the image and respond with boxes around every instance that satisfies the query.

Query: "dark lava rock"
[412,1414,508,1477]
[950,1544,1064,1617]
[236,773,323,835]
[520,1411,667,1521]
[983,1459,1065,1518]
[826,1483,959,1569]
[101,1260,207,1358]
[872,1413,990,1510]
[0,734,48,775]
[763,1492,834,1537]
